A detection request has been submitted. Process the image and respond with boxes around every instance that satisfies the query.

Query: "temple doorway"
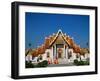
[56,44,64,59]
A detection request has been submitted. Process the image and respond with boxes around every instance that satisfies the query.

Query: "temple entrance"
[56,44,68,64]
[56,44,64,59]
[58,48,63,58]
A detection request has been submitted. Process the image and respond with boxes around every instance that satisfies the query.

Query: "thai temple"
[26,29,89,64]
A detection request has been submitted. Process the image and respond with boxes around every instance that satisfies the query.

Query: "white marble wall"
[26,54,32,62]
[26,47,90,64]
[65,47,68,63]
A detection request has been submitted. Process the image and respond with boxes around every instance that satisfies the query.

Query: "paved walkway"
[47,58,75,67]
[58,58,68,64]
[48,63,75,67]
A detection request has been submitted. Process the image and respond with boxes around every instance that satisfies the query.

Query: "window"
[53,46,54,57]
[47,52,50,58]
[39,55,42,60]
[58,48,63,58]
[76,54,79,58]
[68,51,72,59]
[32,56,35,60]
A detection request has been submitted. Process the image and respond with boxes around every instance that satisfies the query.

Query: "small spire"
[64,33,66,35]
[71,37,74,39]
[78,45,80,47]
[37,46,40,48]
[53,33,55,35]
[58,29,62,32]
[45,37,47,39]
[49,35,52,37]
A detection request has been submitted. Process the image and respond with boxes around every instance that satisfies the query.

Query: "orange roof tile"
[31,30,81,56]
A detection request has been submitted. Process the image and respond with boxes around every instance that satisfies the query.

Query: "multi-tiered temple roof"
[31,29,81,57]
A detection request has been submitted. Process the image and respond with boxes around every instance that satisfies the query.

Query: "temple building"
[26,29,89,64]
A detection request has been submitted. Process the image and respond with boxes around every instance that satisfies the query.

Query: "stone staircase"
[58,58,68,64]
[48,58,74,67]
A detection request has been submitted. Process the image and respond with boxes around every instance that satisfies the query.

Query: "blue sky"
[25,12,89,49]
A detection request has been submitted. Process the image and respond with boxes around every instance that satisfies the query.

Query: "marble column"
[64,45,66,58]
[65,47,68,63]
[54,44,56,59]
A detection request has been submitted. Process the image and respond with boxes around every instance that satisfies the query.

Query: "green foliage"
[74,59,78,65]
[74,59,89,66]
[25,61,35,68]
[78,60,84,65]
[37,60,48,67]
[42,60,48,66]
[25,60,48,68]
[84,61,89,65]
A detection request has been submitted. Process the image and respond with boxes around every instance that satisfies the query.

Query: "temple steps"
[58,58,68,64]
